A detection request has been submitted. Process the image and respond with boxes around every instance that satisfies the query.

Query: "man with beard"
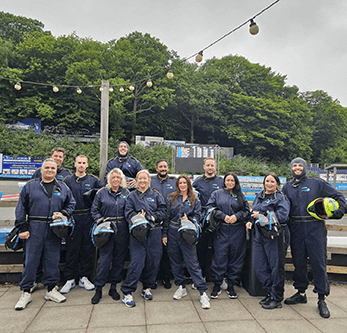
[193,158,224,281]
[151,160,176,288]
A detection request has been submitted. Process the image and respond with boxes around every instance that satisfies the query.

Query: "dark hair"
[168,175,196,206]
[263,172,280,188]
[156,159,168,168]
[50,147,65,156]
[223,172,245,211]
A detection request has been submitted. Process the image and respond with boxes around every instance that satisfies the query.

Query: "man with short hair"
[151,160,176,288]
[60,155,104,294]
[283,157,347,318]
[193,157,224,280]
[15,159,76,310]
[32,147,72,181]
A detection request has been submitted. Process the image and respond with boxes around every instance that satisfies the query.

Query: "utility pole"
[99,80,109,181]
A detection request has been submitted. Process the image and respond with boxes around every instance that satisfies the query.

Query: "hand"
[162,237,167,246]
[331,210,344,220]
[19,231,30,239]
[140,209,146,217]
[181,214,188,220]
[246,222,252,230]
[53,212,63,219]
[251,211,259,219]
[229,215,237,224]
[127,179,137,189]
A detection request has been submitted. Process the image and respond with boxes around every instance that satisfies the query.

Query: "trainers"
[30,282,38,293]
[141,288,153,301]
[122,294,136,308]
[45,287,66,303]
[191,283,197,290]
[60,279,76,294]
[227,285,237,299]
[200,292,211,309]
[173,285,187,300]
[318,300,330,318]
[259,294,271,305]
[15,291,32,310]
[210,285,222,299]
[79,277,95,291]
[262,299,282,309]
[284,292,307,305]
[162,277,172,289]
[220,278,228,291]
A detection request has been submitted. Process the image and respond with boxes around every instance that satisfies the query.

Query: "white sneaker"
[79,277,95,291]
[191,283,197,290]
[173,285,187,300]
[30,282,38,293]
[45,287,66,303]
[15,291,32,310]
[200,292,211,309]
[220,278,228,291]
[60,279,76,294]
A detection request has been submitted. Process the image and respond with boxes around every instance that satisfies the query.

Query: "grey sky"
[3,0,347,106]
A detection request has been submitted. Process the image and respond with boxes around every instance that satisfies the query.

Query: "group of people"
[13,144,346,319]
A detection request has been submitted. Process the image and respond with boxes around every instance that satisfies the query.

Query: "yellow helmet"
[307,197,339,220]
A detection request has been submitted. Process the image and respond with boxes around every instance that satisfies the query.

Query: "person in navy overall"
[162,175,211,309]
[246,173,290,309]
[90,168,130,304]
[105,141,144,189]
[31,147,72,181]
[60,155,104,294]
[121,170,166,308]
[193,157,224,280]
[151,159,176,289]
[206,172,250,299]
[14,158,76,310]
[283,157,347,318]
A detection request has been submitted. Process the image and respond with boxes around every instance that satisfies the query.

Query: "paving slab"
[204,320,266,333]
[257,319,322,333]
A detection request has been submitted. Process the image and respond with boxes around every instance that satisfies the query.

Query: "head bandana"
[290,157,307,181]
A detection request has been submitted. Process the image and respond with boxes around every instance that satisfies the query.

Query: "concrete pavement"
[1,281,347,333]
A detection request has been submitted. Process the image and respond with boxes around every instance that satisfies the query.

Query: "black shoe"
[162,277,172,289]
[109,288,120,301]
[318,300,330,318]
[284,292,307,305]
[262,299,282,310]
[91,288,102,304]
[210,285,222,299]
[259,294,271,305]
[227,285,237,299]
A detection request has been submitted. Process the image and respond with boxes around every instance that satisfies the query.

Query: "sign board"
[0,154,43,179]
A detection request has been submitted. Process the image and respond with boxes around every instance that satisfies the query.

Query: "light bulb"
[76,87,82,94]
[109,87,114,92]
[195,51,203,63]
[53,86,59,92]
[99,87,104,92]
[249,19,259,35]
[129,85,135,91]
[166,70,173,79]
[146,79,153,88]
[14,82,22,90]
[119,86,124,92]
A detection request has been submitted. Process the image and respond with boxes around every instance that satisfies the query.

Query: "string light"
[129,85,135,91]
[99,87,104,92]
[109,87,114,92]
[249,19,259,35]
[195,51,203,63]
[146,79,153,88]
[166,70,174,79]
[53,86,59,92]
[14,82,22,90]
[119,86,124,92]
[76,87,82,94]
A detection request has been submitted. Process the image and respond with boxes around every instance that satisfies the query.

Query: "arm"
[15,185,30,233]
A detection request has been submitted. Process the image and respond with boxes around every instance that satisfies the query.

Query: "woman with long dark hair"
[246,173,290,309]
[206,172,250,299]
[162,175,210,309]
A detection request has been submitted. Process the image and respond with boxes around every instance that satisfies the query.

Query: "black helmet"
[129,214,150,242]
[178,219,198,245]
[5,226,23,251]
[50,215,74,240]
[255,211,281,239]
[202,208,222,233]
[83,189,98,207]
[90,218,115,248]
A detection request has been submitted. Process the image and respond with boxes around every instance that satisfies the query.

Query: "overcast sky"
[3,0,347,106]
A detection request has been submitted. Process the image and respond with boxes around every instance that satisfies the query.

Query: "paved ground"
[1,281,347,333]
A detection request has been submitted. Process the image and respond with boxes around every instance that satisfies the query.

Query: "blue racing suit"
[283,176,347,296]
[62,174,104,282]
[163,195,207,292]
[251,190,290,302]
[206,188,250,286]
[91,187,130,288]
[15,178,76,291]
[193,175,224,278]
[121,188,166,294]
[105,157,144,184]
